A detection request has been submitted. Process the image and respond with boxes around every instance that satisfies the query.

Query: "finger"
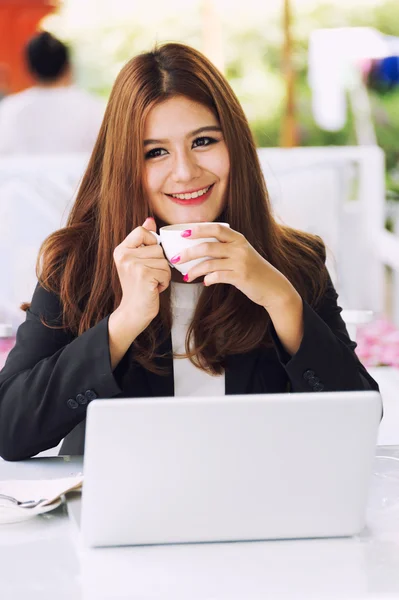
[140,258,171,272]
[142,267,171,293]
[176,241,230,266]
[121,225,159,249]
[203,270,239,287]
[132,245,165,259]
[114,248,169,272]
[185,259,234,282]
[142,217,157,232]
[182,223,236,243]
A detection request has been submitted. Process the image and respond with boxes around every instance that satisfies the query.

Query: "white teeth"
[169,185,211,200]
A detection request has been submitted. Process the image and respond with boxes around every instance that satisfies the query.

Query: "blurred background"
[1,0,399,389]
[3,0,399,159]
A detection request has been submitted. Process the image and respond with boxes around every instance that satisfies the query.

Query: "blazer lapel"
[225,349,259,395]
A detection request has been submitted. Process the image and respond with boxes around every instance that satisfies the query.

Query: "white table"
[0,448,399,599]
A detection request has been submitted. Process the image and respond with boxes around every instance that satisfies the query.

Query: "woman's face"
[143,95,230,225]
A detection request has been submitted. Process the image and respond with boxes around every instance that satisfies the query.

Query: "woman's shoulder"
[25,282,64,327]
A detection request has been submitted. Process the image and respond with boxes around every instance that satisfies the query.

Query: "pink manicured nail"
[170,254,180,264]
[181,229,192,238]
[183,274,189,282]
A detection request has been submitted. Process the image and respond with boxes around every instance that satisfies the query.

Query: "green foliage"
[231,0,399,186]
[370,89,399,171]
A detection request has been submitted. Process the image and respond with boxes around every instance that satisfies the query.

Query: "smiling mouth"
[165,184,214,200]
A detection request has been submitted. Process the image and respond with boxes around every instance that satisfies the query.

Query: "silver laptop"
[71,391,381,547]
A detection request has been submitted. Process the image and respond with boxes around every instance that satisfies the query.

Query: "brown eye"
[192,136,217,148]
[145,147,168,159]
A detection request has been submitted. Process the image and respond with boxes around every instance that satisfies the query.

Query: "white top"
[0,85,105,155]
[171,282,225,396]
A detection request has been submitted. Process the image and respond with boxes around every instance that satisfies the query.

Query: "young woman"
[0,43,378,460]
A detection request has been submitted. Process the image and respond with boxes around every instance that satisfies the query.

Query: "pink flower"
[355,318,399,367]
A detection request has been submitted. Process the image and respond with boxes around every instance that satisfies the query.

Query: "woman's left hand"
[174,224,299,314]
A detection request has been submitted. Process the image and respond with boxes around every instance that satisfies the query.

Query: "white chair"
[258,146,386,336]
[0,147,385,331]
[0,154,88,329]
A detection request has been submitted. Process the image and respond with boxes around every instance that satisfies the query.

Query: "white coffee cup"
[150,222,230,275]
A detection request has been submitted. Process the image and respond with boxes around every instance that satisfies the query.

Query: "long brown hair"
[26,42,327,374]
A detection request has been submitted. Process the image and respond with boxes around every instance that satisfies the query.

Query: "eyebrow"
[143,125,222,147]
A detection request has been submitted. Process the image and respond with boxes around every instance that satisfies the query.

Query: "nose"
[171,149,201,184]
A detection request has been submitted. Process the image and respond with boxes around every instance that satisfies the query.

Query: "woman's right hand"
[112,217,171,332]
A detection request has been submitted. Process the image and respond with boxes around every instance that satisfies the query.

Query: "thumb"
[142,217,157,232]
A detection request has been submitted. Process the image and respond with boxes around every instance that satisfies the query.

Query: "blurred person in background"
[0,31,104,154]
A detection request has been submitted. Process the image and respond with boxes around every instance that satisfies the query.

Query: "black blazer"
[0,278,378,460]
